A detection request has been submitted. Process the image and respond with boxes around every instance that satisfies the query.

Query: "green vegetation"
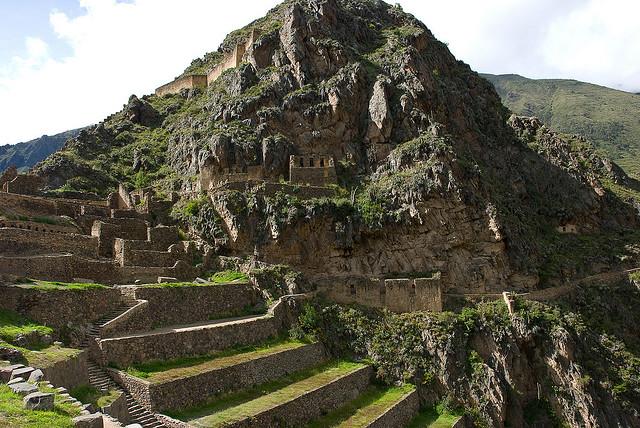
[484,73,640,179]
[631,271,640,282]
[14,280,108,291]
[170,361,366,423]
[69,385,120,409]
[171,196,227,245]
[0,309,53,346]
[407,407,461,428]
[0,384,81,428]
[209,270,249,284]
[124,338,310,382]
[308,383,415,427]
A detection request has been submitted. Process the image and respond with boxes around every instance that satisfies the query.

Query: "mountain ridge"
[0,128,84,172]
[483,72,640,179]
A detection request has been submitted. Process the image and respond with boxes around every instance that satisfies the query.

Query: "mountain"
[28,1,640,425]
[0,128,83,173]
[483,73,640,179]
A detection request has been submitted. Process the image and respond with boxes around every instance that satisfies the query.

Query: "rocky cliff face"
[32,0,638,290]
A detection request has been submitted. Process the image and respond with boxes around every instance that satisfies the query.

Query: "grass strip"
[144,341,309,383]
[122,336,309,380]
[170,360,365,424]
[407,407,461,428]
[308,383,415,427]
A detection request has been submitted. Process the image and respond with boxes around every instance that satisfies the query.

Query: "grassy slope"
[0,384,81,428]
[483,73,640,179]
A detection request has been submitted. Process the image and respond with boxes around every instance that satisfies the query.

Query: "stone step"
[181,361,372,428]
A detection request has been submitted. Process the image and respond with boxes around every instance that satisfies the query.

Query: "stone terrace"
[0,188,202,284]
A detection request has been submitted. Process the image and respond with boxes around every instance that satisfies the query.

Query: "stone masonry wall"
[4,174,45,195]
[0,254,195,285]
[289,155,338,187]
[110,342,328,412]
[320,276,443,313]
[227,365,373,428]
[40,349,89,391]
[99,296,300,367]
[0,219,79,234]
[0,192,108,218]
[0,285,125,332]
[155,75,207,97]
[0,227,99,258]
[102,283,263,337]
[367,389,420,428]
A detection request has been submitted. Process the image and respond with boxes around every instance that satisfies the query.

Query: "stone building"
[289,154,338,187]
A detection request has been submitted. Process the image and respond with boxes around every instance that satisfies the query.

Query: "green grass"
[15,280,108,291]
[69,384,120,409]
[123,337,309,381]
[407,407,462,428]
[631,271,640,282]
[0,309,53,345]
[170,360,366,424]
[308,383,415,427]
[0,384,81,428]
[209,270,249,284]
[484,73,640,179]
[142,276,248,289]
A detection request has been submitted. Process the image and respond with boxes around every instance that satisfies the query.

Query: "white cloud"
[1,0,639,145]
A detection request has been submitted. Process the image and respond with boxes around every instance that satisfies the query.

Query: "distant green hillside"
[0,128,83,172]
[483,73,640,179]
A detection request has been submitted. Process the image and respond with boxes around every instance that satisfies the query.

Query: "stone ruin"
[0,179,203,285]
[154,29,262,97]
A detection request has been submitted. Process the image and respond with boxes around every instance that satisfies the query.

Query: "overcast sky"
[1,0,639,145]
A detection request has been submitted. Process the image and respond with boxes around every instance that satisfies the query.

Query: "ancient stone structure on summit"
[154,29,262,97]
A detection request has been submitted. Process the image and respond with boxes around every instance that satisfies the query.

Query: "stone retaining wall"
[155,75,207,97]
[0,227,99,258]
[320,276,443,313]
[0,285,125,332]
[367,389,419,428]
[40,350,89,391]
[99,296,301,367]
[112,342,328,412]
[102,283,263,337]
[227,365,373,428]
[0,219,78,234]
[0,254,196,284]
[102,391,130,425]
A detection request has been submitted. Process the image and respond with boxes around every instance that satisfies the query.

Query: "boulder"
[7,377,24,385]
[73,413,104,428]
[0,347,24,364]
[10,367,35,381]
[23,392,55,411]
[28,369,44,383]
[9,382,38,396]
[0,364,24,382]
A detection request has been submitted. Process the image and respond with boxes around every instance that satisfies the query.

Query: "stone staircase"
[80,295,139,348]
[81,291,167,428]
[87,361,165,428]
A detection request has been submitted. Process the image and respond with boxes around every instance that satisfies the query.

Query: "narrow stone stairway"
[86,361,165,428]
[80,292,166,428]
[80,296,138,348]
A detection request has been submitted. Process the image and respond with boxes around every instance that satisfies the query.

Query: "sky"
[1,0,639,145]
